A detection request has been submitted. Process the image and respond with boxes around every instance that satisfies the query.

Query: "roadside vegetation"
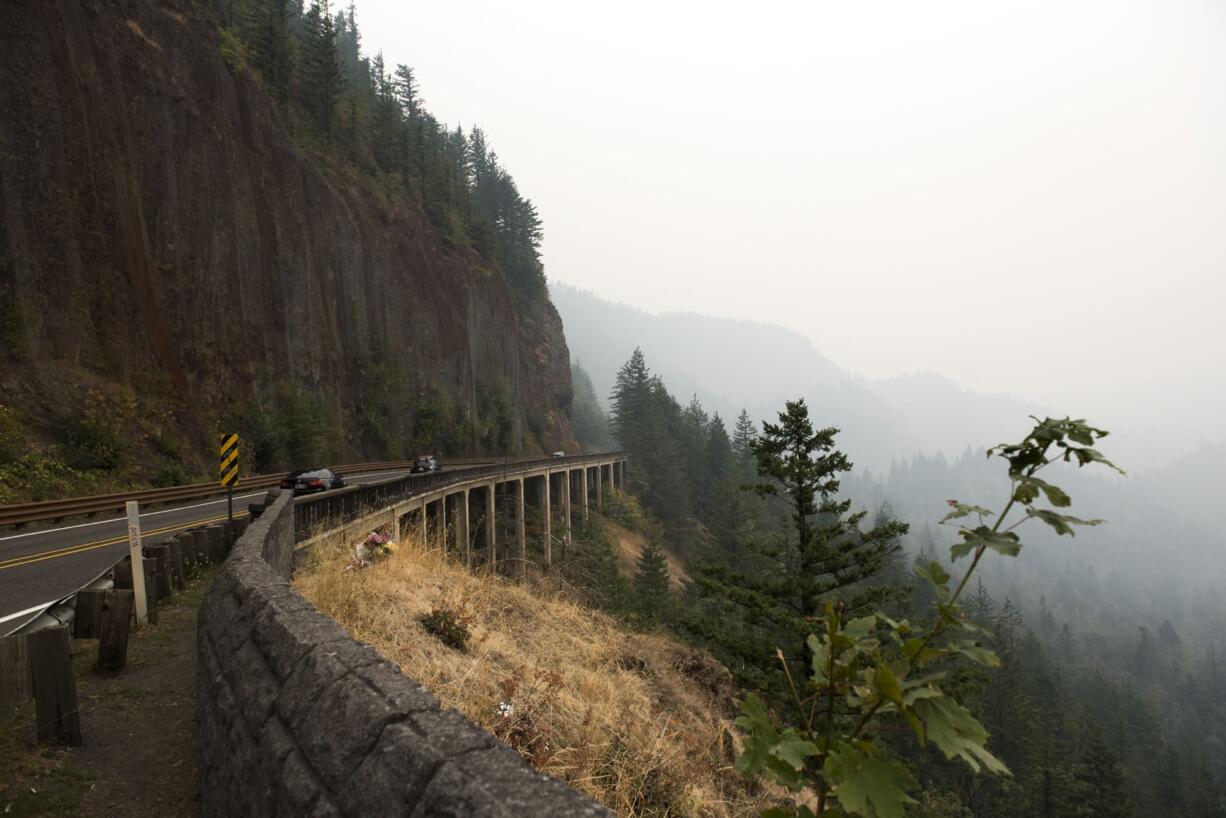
[296,533,775,817]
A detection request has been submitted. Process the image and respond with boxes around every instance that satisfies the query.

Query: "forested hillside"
[584,346,1225,817]
[0,0,576,502]
[552,283,1044,472]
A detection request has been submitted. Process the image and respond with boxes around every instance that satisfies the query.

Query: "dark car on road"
[410,456,440,474]
[280,468,346,495]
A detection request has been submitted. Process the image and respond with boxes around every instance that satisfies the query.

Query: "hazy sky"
[355,0,1225,449]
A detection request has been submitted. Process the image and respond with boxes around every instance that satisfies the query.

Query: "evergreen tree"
[1072,729,1132,818]
[688,398,906,699]
[634,540,671,625]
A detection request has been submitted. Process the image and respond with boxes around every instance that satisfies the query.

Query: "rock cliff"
[0,0,574,471]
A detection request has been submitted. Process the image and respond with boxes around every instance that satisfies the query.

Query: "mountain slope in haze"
[0,0,574,489]
[552,283,1038,470]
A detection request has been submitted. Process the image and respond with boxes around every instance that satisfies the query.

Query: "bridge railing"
[292,452,626,541]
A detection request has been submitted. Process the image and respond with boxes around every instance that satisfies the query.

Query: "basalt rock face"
[0,0,574,464]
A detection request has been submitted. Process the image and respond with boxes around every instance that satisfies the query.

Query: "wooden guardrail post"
[0,633,32,713]
[95,590,134,672]
[167,536,185,590]
[28,625,81,746]
[146,543,172,600]
[73,589,105,639]
[190,529,208,567]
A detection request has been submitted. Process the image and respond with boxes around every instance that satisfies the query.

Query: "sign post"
[125,501,148,626]
[219,433,240,526]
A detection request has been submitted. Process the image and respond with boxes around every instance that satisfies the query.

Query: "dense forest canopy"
[215,0,547,307]
[586,347,1225,817]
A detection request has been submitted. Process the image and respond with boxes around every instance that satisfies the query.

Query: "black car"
[280,468,346,495]
[410,456,440,474]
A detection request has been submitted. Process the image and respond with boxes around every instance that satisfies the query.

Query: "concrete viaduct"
[296,453,629,577]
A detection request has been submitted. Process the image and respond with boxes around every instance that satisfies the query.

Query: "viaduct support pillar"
[487,481,496,569]
[596,465,603,510]
[436,498,446,552]
[459,490,470,567]
[580,468,589,522]
[562,469,572,545]
[542,473,552,569]
[516,478,526,581]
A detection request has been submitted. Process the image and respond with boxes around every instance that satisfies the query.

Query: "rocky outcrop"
[0,0,574,461]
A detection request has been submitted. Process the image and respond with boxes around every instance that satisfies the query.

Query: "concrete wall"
[197,490,610,817]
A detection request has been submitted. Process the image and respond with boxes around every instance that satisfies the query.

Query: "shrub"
[151,460,189,488]
[419,607,470,650]
[66,390,136,470]
[0,405,22,464]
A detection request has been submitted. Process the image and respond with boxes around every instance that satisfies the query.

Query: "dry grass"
[295,534,773,817]
[605,519,689,590]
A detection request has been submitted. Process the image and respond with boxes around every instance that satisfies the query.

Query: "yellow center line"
[0,511,250,572]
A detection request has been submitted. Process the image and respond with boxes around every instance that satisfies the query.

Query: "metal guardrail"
[293,452,628,540]
[0,459,495,529]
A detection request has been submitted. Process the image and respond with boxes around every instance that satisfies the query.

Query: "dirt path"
[1,573,209,817]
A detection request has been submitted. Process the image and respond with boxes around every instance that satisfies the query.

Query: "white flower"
[496,701,514,718]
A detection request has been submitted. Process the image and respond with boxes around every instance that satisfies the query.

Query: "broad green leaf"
[940,501,994,523]
[733,694,777,775]
[845,615,878,640]
[774,737,821,771]
[913,694,1010,775]
[1013,476,1071,508]
[874,663,904,707]
[950,526,1021,561]
[902,638,942,666]
[823,744,918,818]
[1064,445,1124,474]
[1025,508,1103,537]
[808,635,830,684]
[913,560,950,599]
[878,614,911,638]
[949,640,1001,668]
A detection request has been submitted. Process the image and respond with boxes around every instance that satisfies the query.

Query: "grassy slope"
[295,534,771,818]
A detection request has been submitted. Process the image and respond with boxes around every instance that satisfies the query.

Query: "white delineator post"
[126,501,148,626]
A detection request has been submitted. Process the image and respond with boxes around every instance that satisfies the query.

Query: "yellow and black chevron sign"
[219,433,240,487]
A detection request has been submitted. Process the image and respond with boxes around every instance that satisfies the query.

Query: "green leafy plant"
[735,416,1120,818]
[419,606,471,651]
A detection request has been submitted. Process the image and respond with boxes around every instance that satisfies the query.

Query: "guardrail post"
[125,501,149,626]
[73,589,105,639]
[0,633,32,711]
[95,589,134,672]
[147,544,173,600]
[28,625,81,746]
[191,529,208,567]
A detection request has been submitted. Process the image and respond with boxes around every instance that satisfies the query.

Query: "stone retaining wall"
[197,490,610,817]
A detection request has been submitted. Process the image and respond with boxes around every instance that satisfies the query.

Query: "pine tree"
[634,540,671,625]
[299,0,343,140]
[244,0,293,104]
[1072,729,1132,818]
[688,398,906,701]
[731,409,757,472]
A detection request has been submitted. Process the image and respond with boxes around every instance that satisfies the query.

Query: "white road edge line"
[0,469,407,544]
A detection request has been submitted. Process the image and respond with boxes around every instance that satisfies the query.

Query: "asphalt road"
[0,468,417,630]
